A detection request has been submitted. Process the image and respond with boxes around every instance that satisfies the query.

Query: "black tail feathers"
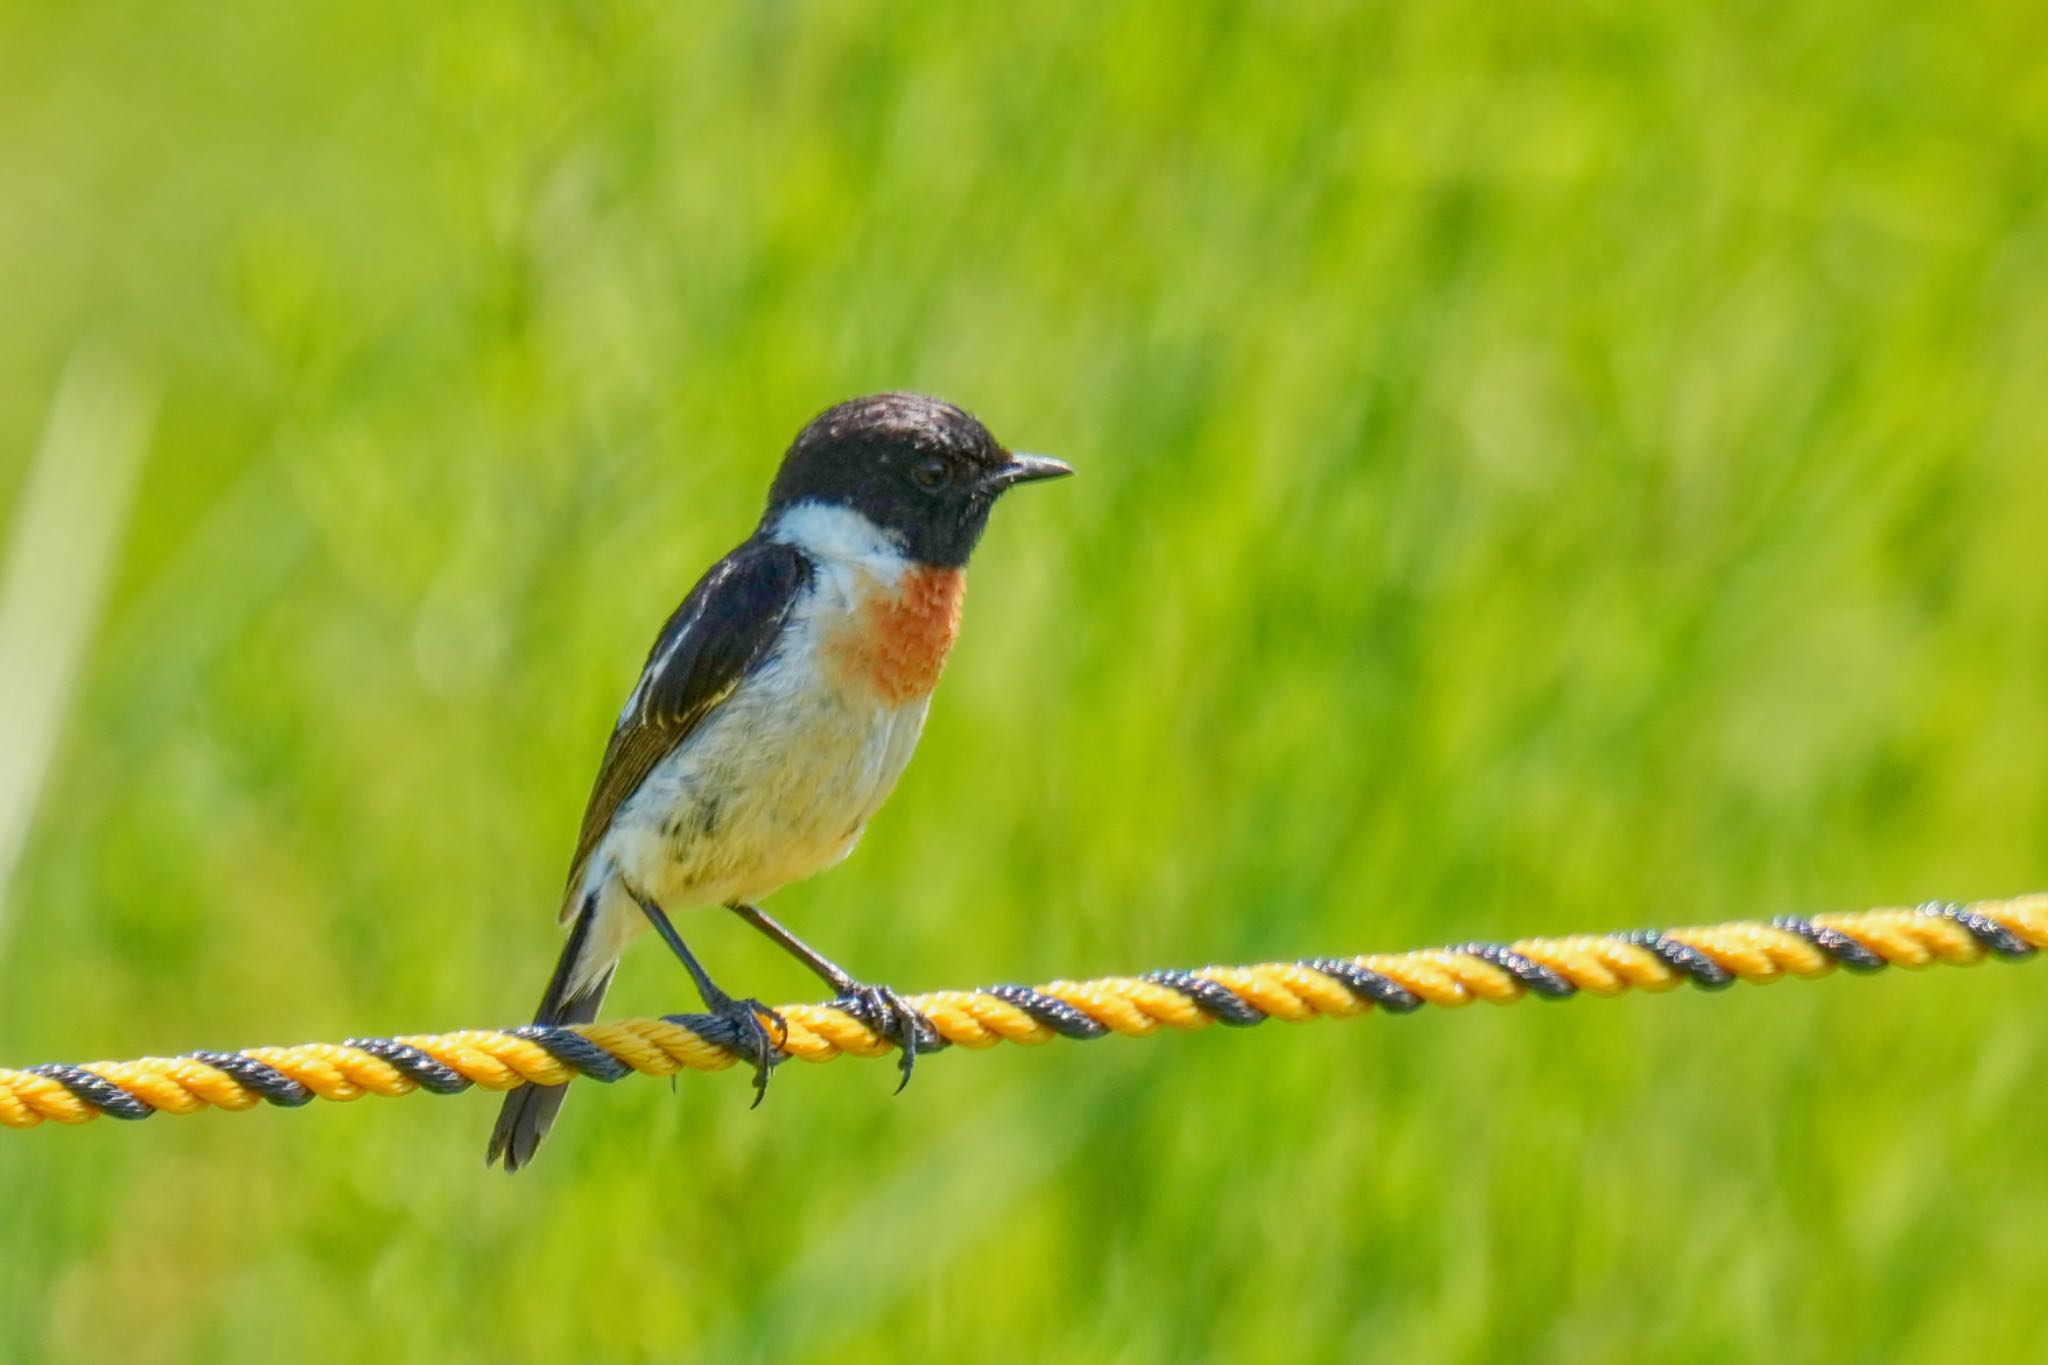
[486,905,614,1172]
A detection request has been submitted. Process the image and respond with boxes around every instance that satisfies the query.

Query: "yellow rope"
[2,893,2041,1131]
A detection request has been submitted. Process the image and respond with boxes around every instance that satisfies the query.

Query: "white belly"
[562,509,952,993]
[565,668,927,994]
[595,633,932,914]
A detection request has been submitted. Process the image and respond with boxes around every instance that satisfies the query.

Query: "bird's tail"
[486,899,616,1172]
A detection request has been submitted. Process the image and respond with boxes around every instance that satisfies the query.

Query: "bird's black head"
[763,393,1071,568]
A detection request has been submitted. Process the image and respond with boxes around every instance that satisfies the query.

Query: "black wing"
[560,540,812,909]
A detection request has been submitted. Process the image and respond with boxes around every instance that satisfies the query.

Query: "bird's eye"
[909,456,951,491]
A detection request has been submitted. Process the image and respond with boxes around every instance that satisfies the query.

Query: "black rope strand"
[28,1064,155,1120]
[511,1026,633,1084]
[1927,902,2037,960]
[1454,943,1578,999]
[981,985,1111,1039]
[1622,931,1736,989]
[185,1051,315,1107]
[1771,915,1888,972]
[1306,958,1424,1013]
[343,1038,474,1094]
[1144,970,1268,1026]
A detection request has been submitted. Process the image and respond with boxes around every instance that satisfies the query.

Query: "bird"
[487,392,1071,1170]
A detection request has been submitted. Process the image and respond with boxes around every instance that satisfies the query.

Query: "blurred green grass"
[2,1,2046,1360]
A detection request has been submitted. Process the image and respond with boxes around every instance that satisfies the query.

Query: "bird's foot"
[833,983,939,1092]
[695,992,787,1108]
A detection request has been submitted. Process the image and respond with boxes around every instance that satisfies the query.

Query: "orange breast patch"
[823,567,966,705]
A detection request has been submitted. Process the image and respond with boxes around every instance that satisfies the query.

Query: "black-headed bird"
[488,394,1070,1170]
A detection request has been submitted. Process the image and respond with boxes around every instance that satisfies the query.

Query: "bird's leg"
[629,889,784,1107]
[725,901,938,1092]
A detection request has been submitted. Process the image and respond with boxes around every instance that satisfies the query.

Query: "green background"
[2,3,2045,1360]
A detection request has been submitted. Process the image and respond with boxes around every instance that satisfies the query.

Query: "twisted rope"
[3,893,2041,1130]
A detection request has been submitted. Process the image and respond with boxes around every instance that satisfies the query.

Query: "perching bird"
[487,393,1071,1170]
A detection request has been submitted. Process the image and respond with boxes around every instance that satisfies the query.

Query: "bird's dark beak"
[987,452,1073,490]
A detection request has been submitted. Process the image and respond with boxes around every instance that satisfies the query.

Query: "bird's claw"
[704,995,786,1108]
[835,983,938,1092]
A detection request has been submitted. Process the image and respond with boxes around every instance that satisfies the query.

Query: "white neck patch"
[769,502,910,581]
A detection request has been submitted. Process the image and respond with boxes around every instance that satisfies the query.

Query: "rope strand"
[4,893,2041,1131]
